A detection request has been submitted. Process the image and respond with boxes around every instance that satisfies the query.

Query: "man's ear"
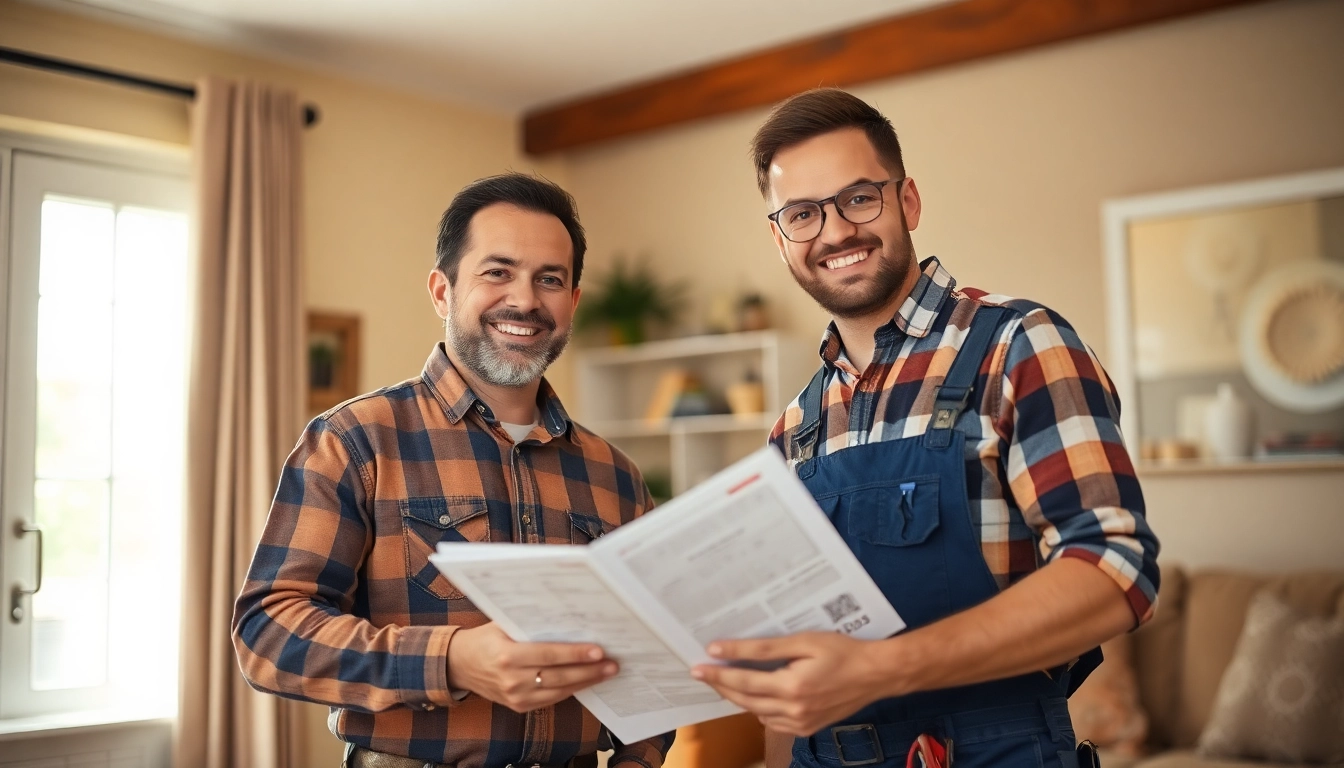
[428,269,451,320]
[900,177,922,232]
[570,286,582,313]
[769,221,789,266]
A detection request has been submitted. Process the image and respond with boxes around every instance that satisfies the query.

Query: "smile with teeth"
[492,323,539,337]
[822,251,869,270]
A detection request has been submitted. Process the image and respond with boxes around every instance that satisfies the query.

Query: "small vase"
[1203,383,1254,461]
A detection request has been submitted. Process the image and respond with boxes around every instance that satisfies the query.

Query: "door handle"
[10,521,43,623]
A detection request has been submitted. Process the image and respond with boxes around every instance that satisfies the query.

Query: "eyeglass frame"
[766,177,906,243]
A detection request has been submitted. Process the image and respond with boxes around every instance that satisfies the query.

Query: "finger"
[707,635,803,662]
[509,641,605,667]
[759,716,810,737]
[531,661,618,691]
[698,680,792,718]
[692,664,783,697]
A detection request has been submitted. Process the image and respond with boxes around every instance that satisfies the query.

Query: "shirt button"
[438,514,451,525]
[423,703,436,711]
[521,514,531,525]
[475,403,486,413]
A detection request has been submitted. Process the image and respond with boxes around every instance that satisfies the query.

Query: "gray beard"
[445,307,571,388]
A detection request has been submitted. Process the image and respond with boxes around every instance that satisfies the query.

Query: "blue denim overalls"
[788,307,1100,768]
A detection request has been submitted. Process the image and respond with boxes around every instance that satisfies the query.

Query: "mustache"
[479,308,556,332]
[812,235,882,266]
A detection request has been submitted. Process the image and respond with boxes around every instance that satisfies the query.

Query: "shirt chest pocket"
[400,496,490,600]
[568,512,616,545]
[845,475,941,547]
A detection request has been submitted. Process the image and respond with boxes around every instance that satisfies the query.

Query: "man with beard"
[234,174,673,768]
[689,90,1159,768]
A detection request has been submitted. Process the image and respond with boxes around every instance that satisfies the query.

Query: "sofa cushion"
[1134,564,1186,750]
[1173,570,1344,748]
[1196,591,1344,765]
[1069,634,1148,755]
[1132,749,1315,768]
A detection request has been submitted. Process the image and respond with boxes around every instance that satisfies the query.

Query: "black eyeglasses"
[767,178,903,243]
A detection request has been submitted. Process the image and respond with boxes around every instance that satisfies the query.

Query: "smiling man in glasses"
[690,89,1160,768]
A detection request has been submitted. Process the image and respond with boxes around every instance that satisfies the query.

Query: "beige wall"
[0,0,570,401]
[560,0,1344,572]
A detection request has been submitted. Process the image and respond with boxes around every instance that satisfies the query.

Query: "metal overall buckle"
[831,723,884,766]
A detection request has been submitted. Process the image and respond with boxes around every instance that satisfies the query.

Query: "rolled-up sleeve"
[995,307,1160,627]
[231,417,459,710]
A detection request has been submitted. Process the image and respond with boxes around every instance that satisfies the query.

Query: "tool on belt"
[905,734,949,768]
[904,735,1101,767]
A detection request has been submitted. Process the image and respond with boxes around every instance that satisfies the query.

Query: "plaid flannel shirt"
[233,343,673,768]
[770,257,1160,625]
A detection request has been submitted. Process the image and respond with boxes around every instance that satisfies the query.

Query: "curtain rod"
[0,46,321,128]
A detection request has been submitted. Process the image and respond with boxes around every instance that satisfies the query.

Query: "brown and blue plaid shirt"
[233,343,673,767]
[770,257,1160,625]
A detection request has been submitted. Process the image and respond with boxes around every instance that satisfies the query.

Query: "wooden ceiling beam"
[523,0,1269,154]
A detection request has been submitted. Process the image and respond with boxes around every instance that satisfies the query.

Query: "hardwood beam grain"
[523,0,1270,154]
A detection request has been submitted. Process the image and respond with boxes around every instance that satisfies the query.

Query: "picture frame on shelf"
[307,311,361,414]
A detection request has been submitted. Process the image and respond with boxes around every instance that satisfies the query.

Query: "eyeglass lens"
[777,182,886,242]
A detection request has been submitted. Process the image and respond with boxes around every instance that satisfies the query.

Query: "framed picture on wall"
[308,311,361,414]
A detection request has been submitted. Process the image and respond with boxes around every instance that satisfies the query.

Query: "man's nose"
[504,280,542,312]
[817,201,858,244]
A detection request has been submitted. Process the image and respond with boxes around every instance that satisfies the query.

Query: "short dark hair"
[435,173,587,287]
[750,88,905,197]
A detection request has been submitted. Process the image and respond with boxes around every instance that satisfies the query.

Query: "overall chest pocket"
[400,496,491,600]
[846,474,941,547]
[818,474,949,629]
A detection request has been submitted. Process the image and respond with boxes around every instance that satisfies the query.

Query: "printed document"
[429,446,903,743]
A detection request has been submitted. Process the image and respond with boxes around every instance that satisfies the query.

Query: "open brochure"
[428,446,904,743]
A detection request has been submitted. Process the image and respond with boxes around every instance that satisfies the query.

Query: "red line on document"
[727,473,761,495]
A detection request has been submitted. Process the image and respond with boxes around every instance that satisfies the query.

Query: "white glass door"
[1,150,189,720]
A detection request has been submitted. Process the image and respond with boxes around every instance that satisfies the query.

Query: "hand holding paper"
[692,632,893,736]
[447,622,618,712]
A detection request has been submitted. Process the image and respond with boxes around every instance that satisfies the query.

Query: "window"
[1,149,190,724]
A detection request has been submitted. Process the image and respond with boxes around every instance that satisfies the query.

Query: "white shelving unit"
[574,330,816,496]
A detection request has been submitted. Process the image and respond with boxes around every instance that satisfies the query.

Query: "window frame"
[0,126,190,737]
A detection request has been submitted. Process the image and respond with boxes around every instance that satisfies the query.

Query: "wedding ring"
[534,671,544,688]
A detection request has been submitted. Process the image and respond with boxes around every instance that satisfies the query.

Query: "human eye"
[786,205,816,224]
[538,275,566,288]
[484,268,509,279]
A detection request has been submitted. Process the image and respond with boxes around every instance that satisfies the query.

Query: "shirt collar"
[817,255,956,366]
[421,342,576,441]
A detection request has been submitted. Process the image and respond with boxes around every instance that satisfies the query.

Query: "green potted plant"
[576,255,685,345]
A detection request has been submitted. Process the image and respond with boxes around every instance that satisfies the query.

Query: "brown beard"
[789,229,916,319]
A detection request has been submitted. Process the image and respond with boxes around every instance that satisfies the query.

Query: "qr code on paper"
[822,593,861,623]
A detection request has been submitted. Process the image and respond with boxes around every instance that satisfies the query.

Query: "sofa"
[659,564,1344,768]
[1091,564,1344,768]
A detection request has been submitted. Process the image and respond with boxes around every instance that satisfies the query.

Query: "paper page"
[428,545,738,743]
[593,447,904,668]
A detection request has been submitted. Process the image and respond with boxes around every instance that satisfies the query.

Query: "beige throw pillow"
[1197,590,1344,764]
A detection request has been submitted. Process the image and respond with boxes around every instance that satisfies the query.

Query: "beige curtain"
[177,77,307,768]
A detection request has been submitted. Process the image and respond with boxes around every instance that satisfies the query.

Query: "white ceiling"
[29,0,958,114]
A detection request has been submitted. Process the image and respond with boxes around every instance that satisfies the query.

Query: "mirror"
[1104,168,1344,468]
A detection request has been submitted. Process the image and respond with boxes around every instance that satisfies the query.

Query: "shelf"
[574,330,788,366]
[1138,457,1344,476]
[587,413,776,438]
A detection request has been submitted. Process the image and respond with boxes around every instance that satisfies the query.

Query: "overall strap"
[924,306,1009,450]
[791,367,828,463]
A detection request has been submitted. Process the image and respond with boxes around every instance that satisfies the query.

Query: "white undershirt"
[500,412,540,443]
